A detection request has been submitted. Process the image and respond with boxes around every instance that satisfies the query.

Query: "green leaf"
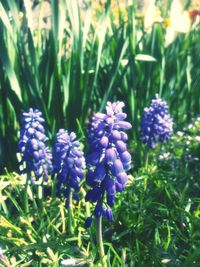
[135,54,157,62]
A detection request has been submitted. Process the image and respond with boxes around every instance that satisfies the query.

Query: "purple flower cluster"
[53,129,85,206]
[18,108,53,181]
[85,101,132,227]
[140,94,173,149]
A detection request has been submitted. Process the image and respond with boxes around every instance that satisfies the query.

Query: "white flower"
[61,258,86,266]
[143,0,163,32]
[177,131,184,137]
[158,152,170,160]
[165,0,191,46]
[188,124,193,129]
[0,247,3,256]
[195,136,200,142]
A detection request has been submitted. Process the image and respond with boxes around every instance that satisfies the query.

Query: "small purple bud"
[94,164,106,182]
[69,179,79,191]
[70,168,84,179]
[120,151,131,164]
[105,148,117,164]
[111,130,121,140]
[105,207,113,221]
[117,121,132,130]
[94,204,104,218]
[112,159,124,175]
[66,157,74,168]
[115,112,127,120]
[115,181,125,192]
[116,172,128,185]
[106,117,114,125]
[28,128,34,135]
[38,141,45,149]
[116,140,127,153]
[85,187,102,202]
[100,136,109,148]
[35,131,46,141]
[94,113,106,120]
[107,194,115,207]
[86,170,98,187]
[85,217,93,228]
[87,151,101,165]
[120,132,128,141]
[33,151,40,160]
[69,132,76,141]
[74,158,83,168]
[32,122,38,128]
[31,139,38,149]
[105,178,116,195]
[71,149,84,157]
[73,141,80,147]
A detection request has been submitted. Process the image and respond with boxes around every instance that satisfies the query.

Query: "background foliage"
[0,0,199,172]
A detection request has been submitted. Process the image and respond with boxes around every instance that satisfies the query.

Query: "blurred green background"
[0,0,199,173]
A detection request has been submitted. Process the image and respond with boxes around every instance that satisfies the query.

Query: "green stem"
[144,148,149,168]
[68,190,74,235]
[23,175,29,214]
[144,148,149,191]
[38,183,44,213]
[80,187,93,245]
[96,216,107,267]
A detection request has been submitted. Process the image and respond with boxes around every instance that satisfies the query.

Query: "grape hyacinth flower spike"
[140,94,173,149]
[53,129,85,204]
[53,129,85,233]
[85,101,132,226]
[18,108,53,182]
[85,101,132,266]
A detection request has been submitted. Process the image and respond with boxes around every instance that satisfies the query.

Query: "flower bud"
[105,207,113,221]
[85,217,93,228]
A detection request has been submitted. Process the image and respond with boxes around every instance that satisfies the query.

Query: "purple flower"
[85,101,132,226]
[140,94,173,149]
[53,129,85,206]
[85,216,93,228]
[18,108,53,181]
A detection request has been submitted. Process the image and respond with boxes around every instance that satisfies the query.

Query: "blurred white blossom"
[195,136,200,142]
[165,0,191,46]
[158,152,171,161]
[177,131,184,137]
[143,0,163,32]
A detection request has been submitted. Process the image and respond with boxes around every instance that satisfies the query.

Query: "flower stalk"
[68,190,74,235]
[144,148,149,168]
[37,183,44,213]
[23,174,29,214]
[96,216,107,267]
